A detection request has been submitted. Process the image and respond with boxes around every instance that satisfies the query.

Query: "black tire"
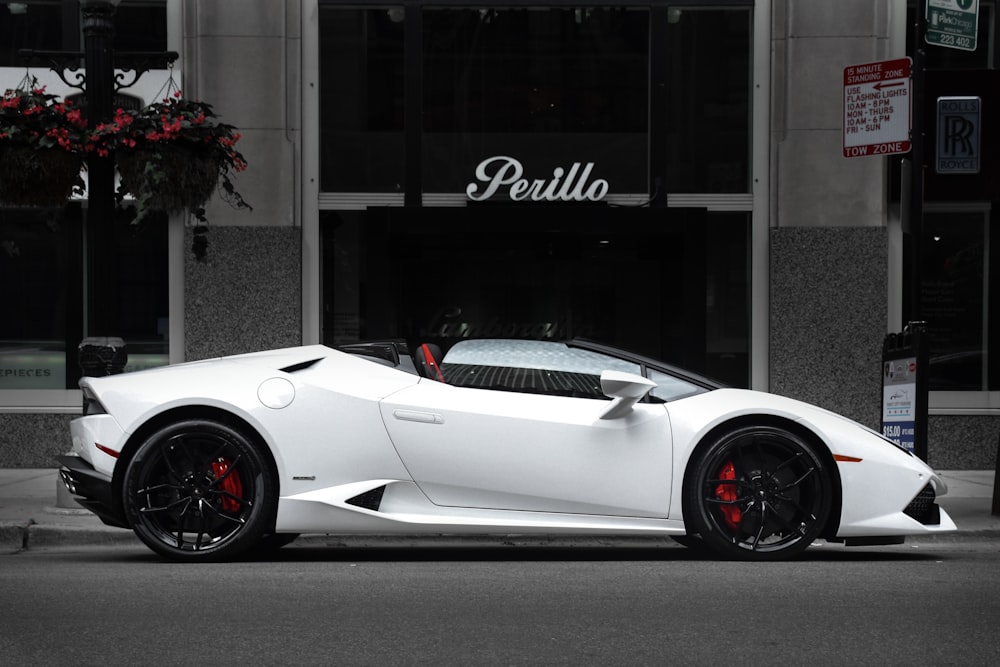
[123,419,277,562]
[683,424,832,561]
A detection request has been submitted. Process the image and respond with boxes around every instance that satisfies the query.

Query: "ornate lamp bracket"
[17,49,180,94]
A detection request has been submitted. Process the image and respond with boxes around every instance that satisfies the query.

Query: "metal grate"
[440,363,606,399]
[903,484,941,525]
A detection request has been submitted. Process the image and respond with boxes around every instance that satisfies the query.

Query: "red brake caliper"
[715,461,741,529]
[211,458,243,513]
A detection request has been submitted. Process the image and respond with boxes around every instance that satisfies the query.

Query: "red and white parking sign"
[843,58,912,158]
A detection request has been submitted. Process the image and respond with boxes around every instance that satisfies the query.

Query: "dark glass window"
[422,7,649,194]
[0,1,167,66]
[0,205,80,389]
[114,211,170,373]
[0,205,168,389]
[922,209,990,390]
[899,2,998,393]
[663,8,751,193]
[0,1,65,65]
[318,6,406,192]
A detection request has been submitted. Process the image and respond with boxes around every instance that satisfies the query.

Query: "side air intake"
[346,485,386,511]
[280,358,323,373]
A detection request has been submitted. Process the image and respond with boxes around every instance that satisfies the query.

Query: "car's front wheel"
[123,419,276,562]
[683,424,832,561]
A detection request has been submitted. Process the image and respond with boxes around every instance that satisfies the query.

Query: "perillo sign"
[466,156,609,202]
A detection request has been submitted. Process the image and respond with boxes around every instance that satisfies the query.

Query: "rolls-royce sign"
[466,156,609,202]
[936,96,980,174]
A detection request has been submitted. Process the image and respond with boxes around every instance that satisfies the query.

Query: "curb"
[0,522,140,554]
[3,522,999,555]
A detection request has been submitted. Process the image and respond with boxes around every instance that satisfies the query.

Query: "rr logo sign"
[936,96,981,174]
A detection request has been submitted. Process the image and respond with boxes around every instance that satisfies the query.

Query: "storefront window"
[422,6,649,194]
[322,208,749,387]
[318,3,753,199]
[317,3,754,387]
[0,206,169,390]
[0,1,170,396]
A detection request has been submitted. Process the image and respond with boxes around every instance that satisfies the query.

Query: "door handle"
[392,409,444,424]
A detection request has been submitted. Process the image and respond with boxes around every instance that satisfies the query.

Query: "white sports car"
[58,338,956,562]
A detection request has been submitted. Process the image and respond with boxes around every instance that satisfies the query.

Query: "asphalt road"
[3,539,1000,665]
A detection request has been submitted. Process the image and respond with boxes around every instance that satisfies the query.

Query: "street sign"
[926,0,979,51]
[843,58,911,158]
[936,96,981,174]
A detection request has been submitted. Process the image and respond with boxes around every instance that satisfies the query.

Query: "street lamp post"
[81,0,122,340]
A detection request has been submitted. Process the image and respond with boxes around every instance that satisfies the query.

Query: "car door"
[380,380,673,518]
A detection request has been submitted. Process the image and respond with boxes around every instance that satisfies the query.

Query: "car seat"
[416,343,446,382]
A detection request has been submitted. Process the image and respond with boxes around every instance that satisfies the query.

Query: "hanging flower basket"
[0,145,84,207]
[116,144,221,214]
[89,91,249,223]
[1,77,87,208]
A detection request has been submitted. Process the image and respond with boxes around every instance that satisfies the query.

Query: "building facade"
[0,0,997,470]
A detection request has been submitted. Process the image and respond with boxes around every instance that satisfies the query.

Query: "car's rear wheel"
[123,419,276,562]
[683,424,832,561]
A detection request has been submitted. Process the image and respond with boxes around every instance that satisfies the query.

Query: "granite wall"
[928,416,1000,471]
[184,225,302,361]
[770,226,887,429]
[0,414,75,468]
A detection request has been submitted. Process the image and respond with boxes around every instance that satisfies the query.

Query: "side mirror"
[598,370,657,420]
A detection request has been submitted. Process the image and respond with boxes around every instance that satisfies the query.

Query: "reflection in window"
[922,210,987,390]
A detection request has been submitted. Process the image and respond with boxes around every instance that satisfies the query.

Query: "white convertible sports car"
[58,338,956,562]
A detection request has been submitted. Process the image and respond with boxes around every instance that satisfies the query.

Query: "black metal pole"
[81,1,119,337]
[909,3,927,324]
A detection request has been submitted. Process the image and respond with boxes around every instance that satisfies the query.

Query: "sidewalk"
[1,468,998,554]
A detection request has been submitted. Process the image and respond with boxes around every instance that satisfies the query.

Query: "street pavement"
[1,468,998,554]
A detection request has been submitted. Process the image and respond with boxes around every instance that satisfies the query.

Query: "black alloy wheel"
[683,424,832,561]
[123,419,276,562]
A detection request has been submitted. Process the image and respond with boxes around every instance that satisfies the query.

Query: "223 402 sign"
[926,0,979,51]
